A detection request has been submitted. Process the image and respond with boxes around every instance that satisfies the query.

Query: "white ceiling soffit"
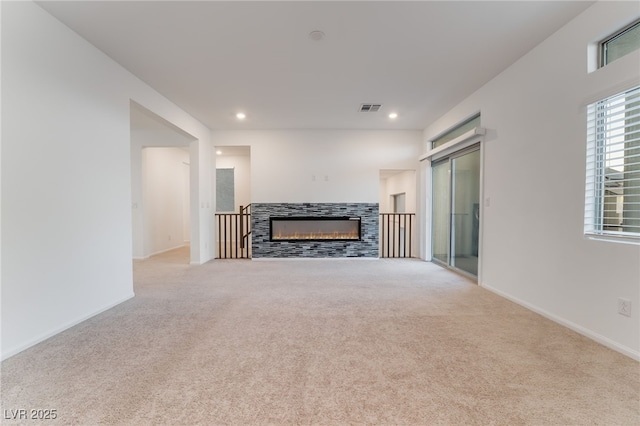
[130,102,196,147]
[38,1,594,131]
[215,146,251,157]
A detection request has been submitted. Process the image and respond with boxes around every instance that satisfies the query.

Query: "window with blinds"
[585,85,640,242]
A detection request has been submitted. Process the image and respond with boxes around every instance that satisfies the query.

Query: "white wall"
[213,130,422,203]
[380,170,417,213]
[142,148,190,257]
[422,1,640,358]
[215,154,251,211]
[1,1,213,359]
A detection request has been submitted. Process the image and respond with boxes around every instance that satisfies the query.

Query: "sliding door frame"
[421,126,485,282]
[431,144,481,279]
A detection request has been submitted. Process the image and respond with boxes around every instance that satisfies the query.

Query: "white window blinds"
[585,85,640,241]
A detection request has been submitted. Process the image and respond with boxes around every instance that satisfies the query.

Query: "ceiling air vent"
[359,104,382,112]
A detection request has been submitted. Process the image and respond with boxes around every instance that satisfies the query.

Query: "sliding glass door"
[432,160,451,265]
[432,145,480,277]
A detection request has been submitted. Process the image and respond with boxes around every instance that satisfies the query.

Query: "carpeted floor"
[1,247,639,425]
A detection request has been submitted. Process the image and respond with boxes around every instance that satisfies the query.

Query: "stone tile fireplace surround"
[252,203,379,258]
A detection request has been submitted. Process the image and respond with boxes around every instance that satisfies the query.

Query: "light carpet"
[1,247,638,425]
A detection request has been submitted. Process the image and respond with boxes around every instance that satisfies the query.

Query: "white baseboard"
[136,244,189,260]
[1,292,135,361]
[149,244,189,257]
[481,283,640,361]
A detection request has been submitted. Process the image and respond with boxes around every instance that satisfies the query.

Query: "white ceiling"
[38,1,594,131]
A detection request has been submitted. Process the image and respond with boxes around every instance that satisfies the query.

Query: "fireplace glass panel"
[270,217,361,241]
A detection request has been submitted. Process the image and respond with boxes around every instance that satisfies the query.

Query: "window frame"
[430,113,481,150]
[584,85,640,245]
[599,19,640,68]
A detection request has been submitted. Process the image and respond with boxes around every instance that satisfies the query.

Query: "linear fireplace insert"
[270,217,361,241]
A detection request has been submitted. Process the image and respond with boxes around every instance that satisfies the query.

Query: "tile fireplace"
[252,203,378,258]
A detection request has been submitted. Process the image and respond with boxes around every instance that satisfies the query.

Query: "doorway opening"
[130,103,196,264]
[215,146,252,258]
[380,170,416,258]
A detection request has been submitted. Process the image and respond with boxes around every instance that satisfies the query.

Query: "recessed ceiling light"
[388,113,398,119]
[216,150,222,155]
[236,112,246,120]
[309,30,325,41]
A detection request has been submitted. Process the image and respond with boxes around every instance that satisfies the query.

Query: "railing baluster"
[383,214,387,258]
[224,214,228,259]
[221,214,225,259]
[384,214,388,258]
[235,214,239,259]
[386,214,390,258]
[392,214,396,258]
[408,214,412,258]
[240,206,244,248]
[217,214,222,258]
[400,214,404,257]
[403,214,407,258]
[242,212,246,258]
[246,205,250,258]
[215,204,252,259]
[379,212,415,259]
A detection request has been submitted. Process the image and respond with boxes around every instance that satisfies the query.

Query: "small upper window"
[600,20,640,67]
[431,113,481,149]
